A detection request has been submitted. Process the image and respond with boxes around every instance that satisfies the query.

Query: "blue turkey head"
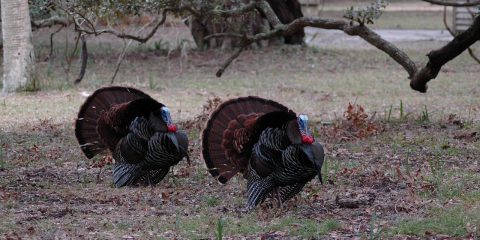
[286,114,315,145]
[298,114,314,144]
[160,107,177,133]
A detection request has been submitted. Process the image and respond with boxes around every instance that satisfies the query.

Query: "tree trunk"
[1,0,36,93]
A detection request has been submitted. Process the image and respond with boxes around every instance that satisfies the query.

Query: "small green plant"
[391,206,480,237]
[344,0,389,25]
[194,166,207,181]
[174,212,180,231]
[384,104,393,122]
[419,105,430,123]
[427,157,445,200]
[205,196,219,207]
[148,72,156,90]
[0,145,5,170]
[399,100,404,120]
[369,211,383,239]
[321,157,328,184]
[154,39,170,51]
[216,218,224,240]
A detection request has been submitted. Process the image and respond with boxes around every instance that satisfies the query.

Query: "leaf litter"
[0,100,479,239]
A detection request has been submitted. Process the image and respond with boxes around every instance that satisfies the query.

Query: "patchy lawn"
[1,99,479,239]
[1,9,480,238]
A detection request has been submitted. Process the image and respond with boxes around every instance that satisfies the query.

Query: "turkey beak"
[300,142,325,184]
[173,130,190,165]
[167,132,180,153]
[167,133,189,164]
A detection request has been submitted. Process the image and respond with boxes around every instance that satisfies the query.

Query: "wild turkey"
[75,86,189,187]
[202,96,324,209]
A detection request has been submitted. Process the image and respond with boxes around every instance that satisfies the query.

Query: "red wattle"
[302,135,314,144]
[167,124,177,133]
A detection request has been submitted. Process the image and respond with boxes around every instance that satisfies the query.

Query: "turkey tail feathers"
[202,96,291,184]
[75,86,152,159]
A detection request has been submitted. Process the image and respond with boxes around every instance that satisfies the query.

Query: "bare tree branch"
[421,0,480,7]
[442,6,480,64]
[74,35,88,84]
[69,7,195,44]
[110,20,154,84]
[44,25,64,61]
[214,7,479,92]
[31,15,69,30]
[286,18,416,81]
[255,0,282,27]
[216,43,248,77]
[216,17,417,82]
[410,16,480,92]
[467,46,480,63]
[49,0,478,92]
[211,1,257,17]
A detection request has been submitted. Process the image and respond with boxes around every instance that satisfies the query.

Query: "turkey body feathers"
[201,96,324,209]
[112,119,187,187]
[75,86,188,187]
[201,96,293,184]
[246,126,323,208]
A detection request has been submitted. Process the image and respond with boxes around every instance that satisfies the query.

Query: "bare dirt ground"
[1,96,479,239]
[1,4,480,239]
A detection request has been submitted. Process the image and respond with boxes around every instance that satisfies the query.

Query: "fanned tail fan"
[202,96,293,184]
[75,86,152,159]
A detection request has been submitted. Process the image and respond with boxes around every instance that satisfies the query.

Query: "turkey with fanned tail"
[202,96,324,209]
[75,86,189,187]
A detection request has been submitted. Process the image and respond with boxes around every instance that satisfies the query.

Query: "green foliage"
[29,0,54,20]
[344,0,389,25]
[399,100,404,120]
[391,206,480,237]
[419,105,430,123]
[427,157,445,200]
[205,196,220,207]
[369,212,376,239]
[216,218,224,240]
[385,105,393,122]
[56,0,193,24]
[0,144,4,170]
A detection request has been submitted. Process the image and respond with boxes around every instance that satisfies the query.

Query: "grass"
[391,206,480,237]
[1,9,480,239]
[1,103,479,238]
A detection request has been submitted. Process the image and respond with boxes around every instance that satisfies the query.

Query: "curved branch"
[216,44,248,77]
[410,16,480,92]
[31,16,69,30]
[421,0,480,7]
[442,6,480,64]
[216,10,479,92]
[44,25,64,61]
[255,0,282,27]
[211,1,257,17]
[285,17,417,79]
[74,36,88,84]
[72,7,194,43]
